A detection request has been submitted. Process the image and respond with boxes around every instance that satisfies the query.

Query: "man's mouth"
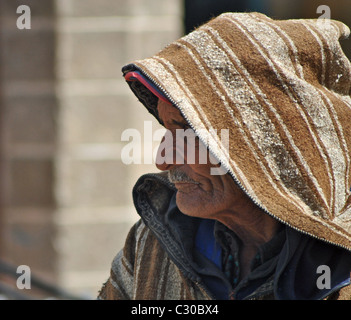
[168,169,199,185]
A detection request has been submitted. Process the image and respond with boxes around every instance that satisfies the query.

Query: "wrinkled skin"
[156,99,280,279]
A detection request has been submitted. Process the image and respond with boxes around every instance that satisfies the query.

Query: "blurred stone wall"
[0,0,58,288]
[54,0,182,297]
[0,0,182,298]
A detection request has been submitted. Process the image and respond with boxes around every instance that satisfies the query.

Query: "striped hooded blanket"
[123,12,351,252]
[99,12,351,300]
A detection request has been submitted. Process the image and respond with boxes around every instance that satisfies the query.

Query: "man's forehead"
[157,99,185,120]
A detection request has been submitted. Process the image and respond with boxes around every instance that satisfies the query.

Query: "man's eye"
[172,120,191,129]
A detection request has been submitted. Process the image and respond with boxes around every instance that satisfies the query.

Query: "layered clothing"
[98,12,351,300]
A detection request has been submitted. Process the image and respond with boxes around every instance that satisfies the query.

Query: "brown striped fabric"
[98,219,212,300]
[123,12,351,252]
[97,217,351,300]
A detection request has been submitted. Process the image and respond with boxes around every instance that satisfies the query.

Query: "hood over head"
[122,12,351,252]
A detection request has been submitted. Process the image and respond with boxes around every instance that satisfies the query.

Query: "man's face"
[156,100,249,219]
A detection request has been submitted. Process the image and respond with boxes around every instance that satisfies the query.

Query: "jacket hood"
[122,12,351,251]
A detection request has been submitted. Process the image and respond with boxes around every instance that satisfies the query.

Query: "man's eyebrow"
[171,119,191,128]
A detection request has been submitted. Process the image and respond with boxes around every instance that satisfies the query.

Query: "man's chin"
[175,193,206,218]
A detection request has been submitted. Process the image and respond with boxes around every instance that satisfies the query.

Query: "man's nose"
[155,130,186,171]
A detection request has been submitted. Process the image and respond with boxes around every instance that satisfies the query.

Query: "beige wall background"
[0,0,182,298]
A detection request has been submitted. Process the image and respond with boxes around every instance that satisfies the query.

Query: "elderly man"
[98,12,351,300]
